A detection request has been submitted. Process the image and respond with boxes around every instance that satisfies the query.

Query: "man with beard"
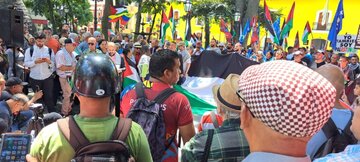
[226,42,235,54]
[348,55,360,81]
[24,34,56,113]
[207,39,221,54]
[234,43,243,55]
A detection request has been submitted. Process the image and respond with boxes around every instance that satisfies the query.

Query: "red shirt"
[46,38,60,54]
[120,82,193,162]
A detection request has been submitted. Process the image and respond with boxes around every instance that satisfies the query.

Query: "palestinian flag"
[169,6,176,40]
[302,21,312,45]
[122,56,141,88]
[160,10,170,44]
[280,2,295,40]
[264,0,279,44]
[181,50,258,115]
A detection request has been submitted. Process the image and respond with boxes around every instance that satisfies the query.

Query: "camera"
[29,103,44,118]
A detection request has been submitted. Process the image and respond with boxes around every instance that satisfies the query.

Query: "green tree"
[192,0,232,48]
[24,0,93,33]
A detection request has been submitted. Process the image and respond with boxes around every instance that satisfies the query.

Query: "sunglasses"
[236,89,255,117]
[88,43,95,46]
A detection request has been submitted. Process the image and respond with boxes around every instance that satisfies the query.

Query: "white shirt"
[107,52,123,72]
[55,48,77,78]
[24,45,55,80]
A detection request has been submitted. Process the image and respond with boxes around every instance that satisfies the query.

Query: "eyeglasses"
[88,43,95,46]
[236,89,255,117]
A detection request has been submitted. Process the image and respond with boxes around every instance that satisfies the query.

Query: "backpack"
[30,46,52,57]
[126,83,176,162]
[57,116,133,162]
[312,112,358,160]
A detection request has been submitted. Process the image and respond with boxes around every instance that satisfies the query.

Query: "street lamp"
[234,12,241,42]
[184,0,192,12]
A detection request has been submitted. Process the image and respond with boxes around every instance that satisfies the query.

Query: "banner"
[355,25,360,49]
[335,34,358,53]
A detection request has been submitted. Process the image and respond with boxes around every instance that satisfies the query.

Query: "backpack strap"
[30,46,34,57]
[111,118,132,141]
[57,116,91,153]
[48,48,52,57]
[135,83,146,99]
[210,111,219,128]
[322,118,338,139]
[202,129,214,162]
[153,88,177,104]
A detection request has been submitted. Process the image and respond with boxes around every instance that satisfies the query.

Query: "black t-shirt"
[316,61,326,68]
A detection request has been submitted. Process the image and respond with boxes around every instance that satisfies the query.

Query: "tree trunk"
[45,0,56,32]
[102,0,111,40]
[235,0,246,42]
[147,12,158,43]
[242,0,260,47]
[204,15,210,48]
[134,0,143,41]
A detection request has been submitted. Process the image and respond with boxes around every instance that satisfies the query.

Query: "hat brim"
[20,82,28,86]
[212,84,241,111]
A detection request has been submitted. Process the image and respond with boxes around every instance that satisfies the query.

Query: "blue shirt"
[243,152,311,162]
[314,145,360,162]
[306,108,353,159]
[0,101,12,134]
[77,41,89,53]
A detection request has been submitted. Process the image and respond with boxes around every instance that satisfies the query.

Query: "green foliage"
[24,0,93,32]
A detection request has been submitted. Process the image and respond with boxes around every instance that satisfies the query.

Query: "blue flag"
[273,18,281,39]
[239,19,251,44]
[328,0,344,50]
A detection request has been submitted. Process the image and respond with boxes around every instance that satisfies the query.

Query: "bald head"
[316,64,345,100]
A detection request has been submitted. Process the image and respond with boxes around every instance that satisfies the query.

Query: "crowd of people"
[0,23,359,162]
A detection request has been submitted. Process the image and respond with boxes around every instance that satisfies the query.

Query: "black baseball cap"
[64,38,73,44]
[6,77,28,86]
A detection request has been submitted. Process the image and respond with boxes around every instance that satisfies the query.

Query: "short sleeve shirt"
[120,82,194,162]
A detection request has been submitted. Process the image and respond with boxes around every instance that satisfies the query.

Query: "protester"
[83,37,102,55]
[330,53,340,66]
[97,39,108,54]
[137,45,151,81]
[0,93,29,134]
[133,42,142,65]
[207,39,221,54]
[28,54,152,162]
[307,64,356,159]
[293,50,307,66]
[197,110,223,132]
[348,55,360,81]
[265,51,274,62]
[43,27,60,54]
[238,60,336,161]
[55,38,77,116]
[193,41,204,56]
[314,97,360,162]
[274,49,284,60]
[77,32,92,53]
[24,34,56,113]
[226,42,235,54]
[218,43,227,54]
[150,38,160,54]
[6,47,25,79]
[182,74,250,161]
[234,43,242,55]
[121,49,195,162]
[310,50,327,69]
[177,41,191,77]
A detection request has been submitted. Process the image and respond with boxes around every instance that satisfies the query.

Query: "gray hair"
[68,33,78,40]
[82,32,92,39]
[220,106,240,119]
[11,93,29,104]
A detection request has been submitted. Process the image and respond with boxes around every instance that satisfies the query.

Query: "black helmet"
[73,54,119,98]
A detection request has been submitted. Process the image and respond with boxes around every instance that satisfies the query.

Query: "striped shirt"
[314,145,360,162]
[182,118,250,162]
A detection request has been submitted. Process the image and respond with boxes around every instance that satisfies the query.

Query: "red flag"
[251,17,259,44]
[264,0,272,23]
[220,18,232,41]
[110,5,117,15]
[294,31,299,48]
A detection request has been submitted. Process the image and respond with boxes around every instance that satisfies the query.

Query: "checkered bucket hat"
[238,60,336,137]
